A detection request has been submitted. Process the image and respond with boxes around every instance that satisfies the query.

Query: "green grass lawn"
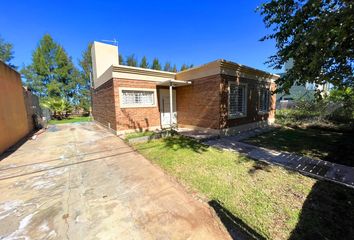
[125,131,154,140]
[244,127,354,167]
[133,136,354,240]
[48,116,92,124]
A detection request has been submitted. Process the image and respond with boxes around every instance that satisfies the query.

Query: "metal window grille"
[122,90,154,106]
[259,88,270,112]
[229,84,246,117]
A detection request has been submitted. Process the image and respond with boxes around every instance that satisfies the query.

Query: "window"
[229,83,247,118]
[259,88,270,112]
[120,89,156,108]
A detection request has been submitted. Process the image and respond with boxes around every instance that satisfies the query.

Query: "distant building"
[276,59,332,109]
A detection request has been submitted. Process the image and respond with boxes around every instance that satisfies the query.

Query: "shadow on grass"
[209,200,265,240]
[289,180,354,240]
[248,161,272,175]
[244,127,354,167]
[137,133,354,239]
[162,136,209,153]
[322,131,354,167]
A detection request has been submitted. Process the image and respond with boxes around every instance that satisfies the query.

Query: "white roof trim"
[113,64,176,76]
[158,79,192,87]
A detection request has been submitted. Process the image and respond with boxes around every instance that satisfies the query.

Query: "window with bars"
[259,88,270,112]
[121,90,155,107]
[229,83,247,118]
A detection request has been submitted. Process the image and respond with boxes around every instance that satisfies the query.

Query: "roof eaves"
[113,65,176,78]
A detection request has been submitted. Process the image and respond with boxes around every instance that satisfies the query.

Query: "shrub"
[41,98,73,120]
[326,88,354,123]
[276,90,354,131]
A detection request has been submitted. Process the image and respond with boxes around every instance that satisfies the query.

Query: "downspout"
[169,81,173,128]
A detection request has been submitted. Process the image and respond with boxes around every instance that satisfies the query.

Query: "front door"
[159,89,177,127]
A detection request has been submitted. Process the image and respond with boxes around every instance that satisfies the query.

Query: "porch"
[157,79,191,128]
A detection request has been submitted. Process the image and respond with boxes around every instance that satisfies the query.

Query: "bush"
[276,91,354,131]
[326,88,354,123]
[40,97,73,120]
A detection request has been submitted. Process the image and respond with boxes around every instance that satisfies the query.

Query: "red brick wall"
[113,78,161,131]
[176,75,221,129]
[93,75,276,132]
[92,79,117,130]
[220,74,276,129]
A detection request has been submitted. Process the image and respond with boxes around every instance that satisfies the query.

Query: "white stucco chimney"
[91,41,119,84]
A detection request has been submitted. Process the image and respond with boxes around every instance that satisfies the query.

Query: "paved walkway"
[206,136,354,188]
[0,123,230,240]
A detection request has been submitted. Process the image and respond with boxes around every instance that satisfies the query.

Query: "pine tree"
[77,43,92,113]
[119,54,125,65]
[140,56,149,68]
[21,34,77,100]
[171,64,177,72]
[163,62,171,72]
[151,58,161,70]
[0,35,16,68]
[180,64,188,71]
[126,54,137,67]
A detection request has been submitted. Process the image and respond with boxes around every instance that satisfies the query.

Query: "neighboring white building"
[276,59,332,108]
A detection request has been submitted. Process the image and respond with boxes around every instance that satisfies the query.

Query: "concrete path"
[0,123,230,240]
[206,137,354,188]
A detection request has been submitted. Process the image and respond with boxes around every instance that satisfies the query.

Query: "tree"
[327,87,354,121]
[41,97,73,120]
[140,56,149,68]
[0,35,16,68]
[259,0,354,95]
[77,43,92,113]
[180,64,188,71]
[171,64,177,72]
[21,34,78,101]
[126,54,138,67]
[119,54,125,65]
[151,58,161,70]
[163,62,171,72]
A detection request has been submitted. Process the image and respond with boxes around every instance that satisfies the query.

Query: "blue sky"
[0,0,278,73]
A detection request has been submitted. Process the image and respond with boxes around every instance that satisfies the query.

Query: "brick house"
[91,41,279,135]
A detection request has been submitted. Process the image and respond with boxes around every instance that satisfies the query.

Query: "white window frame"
[258,88,270,114]
[228,82,248,119]
[119,87,157,108]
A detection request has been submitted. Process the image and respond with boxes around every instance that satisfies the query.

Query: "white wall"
[91,41,119,87]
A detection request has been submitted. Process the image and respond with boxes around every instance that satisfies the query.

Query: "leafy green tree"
[171,64,177,72]
[0,35,16,68]
[163,62,171,72]
[119,54,125,65]
[140,56,149,68]
[21,34,78,101]
[151,58,161,70]
[77,43,92,113]
[126,54,138,67]
[259,0,354,94]
[189,64,194,69]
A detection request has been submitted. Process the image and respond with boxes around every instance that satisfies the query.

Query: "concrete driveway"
[0,123,229,240]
